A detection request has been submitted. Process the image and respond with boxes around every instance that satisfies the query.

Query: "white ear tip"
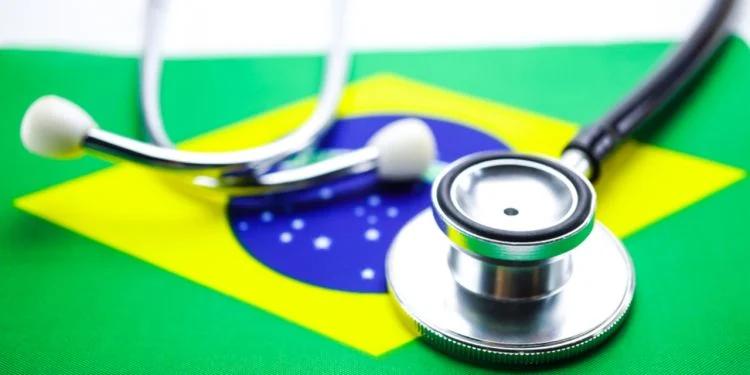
[367,117,437,181]
[20,95,97,159]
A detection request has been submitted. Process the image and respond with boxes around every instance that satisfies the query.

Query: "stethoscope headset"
[18,0,736,365]
[20,0,437,196]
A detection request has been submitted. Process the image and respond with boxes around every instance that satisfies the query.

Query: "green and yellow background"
[2,1,750,373]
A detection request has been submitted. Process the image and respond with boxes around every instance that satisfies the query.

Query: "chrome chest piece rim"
[386,152,635,365]
[432,153,595,261]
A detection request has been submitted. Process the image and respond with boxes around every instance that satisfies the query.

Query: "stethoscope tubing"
[565,0,736,181]
[135,0,351,176]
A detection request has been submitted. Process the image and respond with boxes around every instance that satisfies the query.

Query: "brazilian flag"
[2,2,749,373]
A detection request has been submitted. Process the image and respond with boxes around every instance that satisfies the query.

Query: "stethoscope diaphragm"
[386,153,635,364]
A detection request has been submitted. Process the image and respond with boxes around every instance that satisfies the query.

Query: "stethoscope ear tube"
[137,0,351,175]
[564,0,736,181]
[19,0,441,195]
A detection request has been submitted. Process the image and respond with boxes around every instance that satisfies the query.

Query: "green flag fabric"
[2,2,750,373]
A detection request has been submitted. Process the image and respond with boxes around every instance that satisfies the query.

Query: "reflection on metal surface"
[386,210,634,363]
[448,249,572,300]
[450,159,577,232]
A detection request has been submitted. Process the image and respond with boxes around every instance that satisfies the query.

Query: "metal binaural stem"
[84,127,287,171]
[256,147,378,188]
[85,127,381,194]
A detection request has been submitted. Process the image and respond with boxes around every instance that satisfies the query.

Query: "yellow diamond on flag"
[15,74,744,356]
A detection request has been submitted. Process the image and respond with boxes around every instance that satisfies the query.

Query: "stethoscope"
[18,0,735,366]
[20,0,438,196]
[387,0,735,364]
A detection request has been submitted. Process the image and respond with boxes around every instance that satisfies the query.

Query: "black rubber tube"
[564,0,736,181]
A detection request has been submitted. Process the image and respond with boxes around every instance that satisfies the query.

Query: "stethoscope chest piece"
[386,152,635,365]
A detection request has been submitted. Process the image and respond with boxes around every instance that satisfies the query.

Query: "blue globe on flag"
[228,115,508,293]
